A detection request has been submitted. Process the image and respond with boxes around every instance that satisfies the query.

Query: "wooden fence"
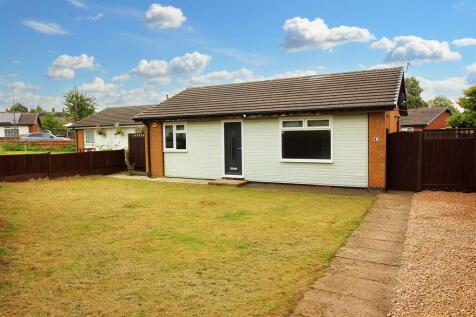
[128,133,146,171]
[387,129,476,192]
[0,150,126,182]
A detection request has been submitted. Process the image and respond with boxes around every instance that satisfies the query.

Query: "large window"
[4,128,19,137]
[85,130,95,143]
[164,123,187,151]
[280,117,332,162]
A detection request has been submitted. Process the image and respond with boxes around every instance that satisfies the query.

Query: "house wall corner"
[368,112,387,189]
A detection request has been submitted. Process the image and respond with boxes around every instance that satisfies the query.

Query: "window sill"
[280,158,333,164]
[163,149,188,153]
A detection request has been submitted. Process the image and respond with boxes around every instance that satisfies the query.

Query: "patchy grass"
[0,177,373,316]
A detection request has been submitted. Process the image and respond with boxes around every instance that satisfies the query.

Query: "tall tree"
[405,77,428,109]
[41,113,62,131]
[7,102,28,112]
[448,85,476,128]
[64,88,96,122]
[29,106,45,114]
[428,95,458,113]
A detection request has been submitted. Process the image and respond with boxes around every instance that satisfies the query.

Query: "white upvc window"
[280,116,333,163]
[85,129,95,143]
[163,122,187,152]
[4,128,19,137]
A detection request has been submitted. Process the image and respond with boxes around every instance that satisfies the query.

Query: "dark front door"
[224,122,242,176]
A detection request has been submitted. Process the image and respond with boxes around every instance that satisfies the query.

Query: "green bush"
[0,142,76,153]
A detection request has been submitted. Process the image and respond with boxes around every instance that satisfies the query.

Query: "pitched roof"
[18,112,39,125]
[0,112,38,126]
[134,67,404,121]
[400,107,450,126]
[71,105,150,128]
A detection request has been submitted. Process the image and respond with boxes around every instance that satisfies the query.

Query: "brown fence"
[387,129,476,192]
[128,133,145,171]
[0,150,126,182]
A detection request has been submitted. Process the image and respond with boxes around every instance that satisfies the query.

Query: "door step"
[208,178,248,187]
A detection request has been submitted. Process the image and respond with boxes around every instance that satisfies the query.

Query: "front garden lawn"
[0,177,373,316]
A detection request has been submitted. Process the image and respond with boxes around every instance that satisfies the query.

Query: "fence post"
[417,132,423,191]
[89,151,93,175]
[47,152,52,179]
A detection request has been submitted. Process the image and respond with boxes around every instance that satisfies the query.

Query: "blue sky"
[0,0,475,111]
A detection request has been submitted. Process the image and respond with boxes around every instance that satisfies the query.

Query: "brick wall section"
[368,112,387,189]
[76,130,84,151]
[29,122,41,133]
[426,111,450,129]
[145,122,164,177]
[386,109,400,133]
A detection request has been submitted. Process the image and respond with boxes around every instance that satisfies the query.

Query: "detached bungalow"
[400,107,451,131]
[0,112,41,137]
[134,67,407,190]
[72,105,149,151]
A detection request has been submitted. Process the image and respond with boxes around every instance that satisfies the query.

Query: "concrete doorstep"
[291,191,413,317]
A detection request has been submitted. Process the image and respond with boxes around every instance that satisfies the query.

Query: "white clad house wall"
[162,114,368,187]
[243,114,368,187]
[164,120,223,179]
[0,126,30,137]
[83,126,140,150]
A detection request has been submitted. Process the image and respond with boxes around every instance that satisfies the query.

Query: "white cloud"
[79,77,119,99]
[187,68,254,86]
[371,36,461,64]
[130,52,211,84]
[67,0,88,9]
[47,54,98,79]
[8,81,38,91]
[144,3,186,29]
[22,20,69,35]
[466,62,476,73]
[169,52,211,75]
[112,73,131,82]
[74,13,104,21]
[282,17,374,52]
[0,81,61,110]
[452,38,476,47]
[418,76,469,102]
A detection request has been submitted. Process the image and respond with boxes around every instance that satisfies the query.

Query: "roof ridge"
[184,67,404,90]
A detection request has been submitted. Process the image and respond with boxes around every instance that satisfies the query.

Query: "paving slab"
[208,178,248,187]
[291,191,412,317]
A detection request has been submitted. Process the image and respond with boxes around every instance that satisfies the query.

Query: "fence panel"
[0,150,126,182]
[128,133,145,171]
[387,129,476,192]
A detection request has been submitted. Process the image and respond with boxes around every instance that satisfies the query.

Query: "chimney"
[166,94,169,100]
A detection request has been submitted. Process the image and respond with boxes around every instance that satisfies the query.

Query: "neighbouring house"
[71,105,149,151]
[400,107,451,131]
[133,67,407,190]
[0,112,41,138]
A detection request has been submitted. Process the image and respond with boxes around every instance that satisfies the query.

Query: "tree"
[428,95,458,113]
[29,106,45,114]
[448,85,476,128]
[41,113,62,131]
[7,103,28,112]
[405,77,428,109]
[64,88,96,122]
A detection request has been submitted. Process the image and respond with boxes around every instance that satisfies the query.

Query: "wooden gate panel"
[128,133,146,171]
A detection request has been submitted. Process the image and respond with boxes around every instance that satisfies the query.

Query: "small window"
[281,117,332,162]
[308,119,329,127]
[282,120,303,128]
[5,128,19,137]
[164,123,187,151]
[85,130,94,143]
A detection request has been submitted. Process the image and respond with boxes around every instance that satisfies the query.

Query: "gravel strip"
[389,191,476,317]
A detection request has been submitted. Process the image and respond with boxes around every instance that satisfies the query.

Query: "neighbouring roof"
[71,105,151,128]
[400,107,450,127]
[134,67,405,121]
[0,112,38,126]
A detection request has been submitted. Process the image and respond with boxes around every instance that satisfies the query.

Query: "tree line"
[405,77,475,128]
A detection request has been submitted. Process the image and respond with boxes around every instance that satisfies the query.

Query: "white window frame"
[85,129,95,144]
[4,127,19,137]
[163,122,188,152]
[279,116,333,163]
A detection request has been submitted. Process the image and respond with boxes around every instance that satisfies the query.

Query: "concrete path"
[106,172,209,184]
[291,191,413,317]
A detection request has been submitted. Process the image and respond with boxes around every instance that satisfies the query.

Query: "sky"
[0,0,475,111]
